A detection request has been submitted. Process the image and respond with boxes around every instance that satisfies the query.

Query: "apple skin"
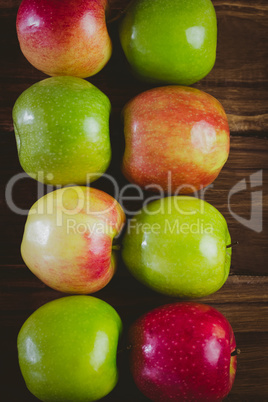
[122,86,230,194]
[21,186,126,294]
[16,0,112,78]
[129,302,237,402]
[122,196,231,298]
[12,76,111,186]
[18,295,122,402]
[119,0,217,85]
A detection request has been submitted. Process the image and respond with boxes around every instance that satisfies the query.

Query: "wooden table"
[1,0,267,400]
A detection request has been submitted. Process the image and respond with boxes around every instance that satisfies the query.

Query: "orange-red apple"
[16,0,112,77]
[122,86,230,194]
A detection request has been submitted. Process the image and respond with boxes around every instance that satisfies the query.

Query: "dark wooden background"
[1,0,268,400]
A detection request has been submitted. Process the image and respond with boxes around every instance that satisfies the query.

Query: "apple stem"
[226,241,239,249]
[231,348,241,356]
[112,244,121,251]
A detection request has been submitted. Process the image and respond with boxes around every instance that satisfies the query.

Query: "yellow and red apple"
[16,0,112,77]
[21,186,125,294]
[122,86,230,194]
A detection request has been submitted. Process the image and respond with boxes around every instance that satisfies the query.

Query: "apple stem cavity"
[226,241,239,249]
[231,348,241,356]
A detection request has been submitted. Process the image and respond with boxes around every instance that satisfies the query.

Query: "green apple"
[17,296,122,402]
[12,76,111,185]
[122,196,231,298]
[119,0,217,85]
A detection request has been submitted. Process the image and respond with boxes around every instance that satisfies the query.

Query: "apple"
[16,0,112,78]
[12,76,111,186]
[21,186,126,294]
[122,86,230,194]
[18,295,122,402]
[119,0,217,85]
[129,302,237,401]
[122,196,231,298]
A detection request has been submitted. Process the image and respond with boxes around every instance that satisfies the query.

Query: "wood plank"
[0,0,267,133]
[2,329,268,401]
[1,264,268,399]
[1,271,268,306]
[1,291,268,401]
[1,0,268,400]
[1,134,267,275]
[0,272,268,333]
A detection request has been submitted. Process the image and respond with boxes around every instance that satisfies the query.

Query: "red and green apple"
[21,186,126,294]
[18,295,122,402]
[17,0,112,78]
[122,196,231,298]
[129,302,237,401]
[122,86,230,194]
[119,0,217,85]
[12,76,111,186]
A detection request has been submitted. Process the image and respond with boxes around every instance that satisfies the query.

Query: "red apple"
[122,86,230,194]
[129,302,237,401]
[16,0,112,77]
[21,186,126,294]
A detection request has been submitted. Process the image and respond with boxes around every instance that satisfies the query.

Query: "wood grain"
[1,272,268,401]
[1,0,268,401]
[0,0,268,133]
[1,134,267,275]
[1,268,268,401]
